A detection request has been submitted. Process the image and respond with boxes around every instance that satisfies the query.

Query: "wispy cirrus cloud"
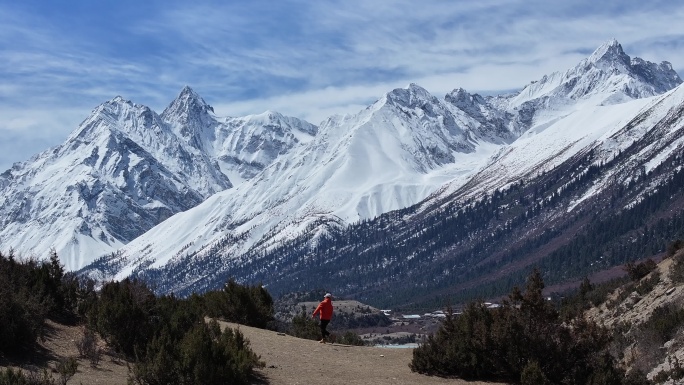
[1,0,684,171]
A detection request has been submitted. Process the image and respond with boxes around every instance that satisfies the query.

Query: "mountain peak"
[159,87,218,152]
[177,85,203,102]
[445,87,471,102]
[445,87,487,113]
[406,83,432,97]
[585,39,682,94]
[162,86,215,127]
[110,95,128,103]
[165,86,214,115]
[180,85,195,94]
[103,96,136,111]
[510,39,682,109]
[89,95,139,120]
[384,83,435,108]
[588,38,630,67]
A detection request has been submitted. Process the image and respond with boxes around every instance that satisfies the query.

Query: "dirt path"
[3,320,500,385]
[219,321,499,385]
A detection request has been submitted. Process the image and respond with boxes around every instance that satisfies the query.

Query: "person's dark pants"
[320,319,331,339]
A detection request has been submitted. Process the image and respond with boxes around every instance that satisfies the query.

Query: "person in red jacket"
[312,293,335,343]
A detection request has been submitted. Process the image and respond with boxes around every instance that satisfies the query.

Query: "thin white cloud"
[213,83,393,124]
[0,106,87,171]
[1,0,684,171]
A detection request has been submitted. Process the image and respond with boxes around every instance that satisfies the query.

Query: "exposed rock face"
[586,255,684,382]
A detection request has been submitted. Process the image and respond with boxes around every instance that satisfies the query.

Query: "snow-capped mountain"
[511,39,679,106]
[0,87,315,270]
[197,81,684,307]
[162,86,319,184]
[81,82,512,285]
[3,39,683,302]
[485,39,681,136]
[76,40,682,297]
[212,110,318,184]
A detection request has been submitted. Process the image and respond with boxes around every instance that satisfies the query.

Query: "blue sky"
[1,0,684,171]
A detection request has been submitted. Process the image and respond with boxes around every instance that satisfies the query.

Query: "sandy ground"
[2,319,500,385]
[0,320,129,385]
[219,321,500,385]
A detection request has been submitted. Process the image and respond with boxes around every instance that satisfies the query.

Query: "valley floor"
[218,321,500,385]
[2,319,500,385]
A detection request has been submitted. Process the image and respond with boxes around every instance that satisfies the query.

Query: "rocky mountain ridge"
[74,40,684,302]
[0,87,315,269]
[2,40,683,305]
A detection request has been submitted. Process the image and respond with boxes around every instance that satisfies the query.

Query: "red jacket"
[312,297,333,320]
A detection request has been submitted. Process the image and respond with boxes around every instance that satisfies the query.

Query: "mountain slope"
[81,82,511,286]
[228,83,684,308]
[78,40,683,302]
[0,88,315,270]
[0,97,214,269]
[3,40,682,305]
[486,39,682,137]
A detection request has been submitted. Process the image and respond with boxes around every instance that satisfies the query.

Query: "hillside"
[209,83,684,310]
[0,318,498,385]
[584,248,684,382]
[0,87,315,270]
[0,320,128,385]
[4,249,684,384]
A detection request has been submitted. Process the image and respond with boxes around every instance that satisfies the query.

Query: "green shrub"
[624,369,653,385]
[337,331,365,346]
[410,268,626,384]
[521,360,549,385]
[0,368,32,385]
[92,278,155,358]
[624,259,657,282]
[0,250,75,354]
[585,352,625,385]
[0,288,48,353]
[131,320,263,385]
[666,239,684,258]
[0,248,95,357]
[332,311,391,329]
[641,304,684,344]
[1,248,270,385]
[54,357,78,385]
[75,327,101,367]
[202,279,274,328]
[288,310,321,340]
[0,368,55,385]
[670,249,684,283]
[561,276,631,319]
[651,356,684,384]
[635,272,660,296]
[85,279,269,385]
